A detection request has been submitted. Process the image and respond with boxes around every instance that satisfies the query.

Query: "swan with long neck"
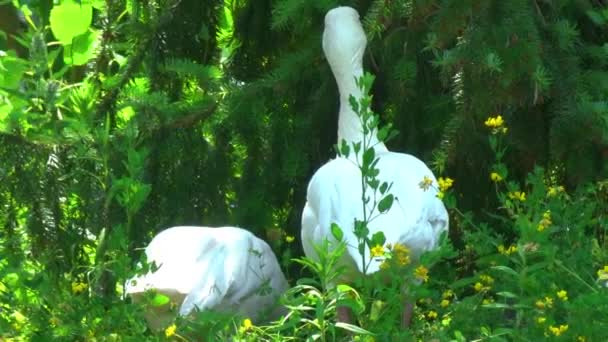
[301,6,449,327]
[323,7,387,154]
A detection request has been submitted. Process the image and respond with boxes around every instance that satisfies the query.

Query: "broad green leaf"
[491,265,519,278]
[378,194,394,213]
[330,223,343,241]
[150,293,170,307]
[379,182,388,194]
[370,231,386,246]
[348,94,359,113]
[50,1,93,44]
[63,30,99,66]
[0,54,28,89]
[362,148,375,167]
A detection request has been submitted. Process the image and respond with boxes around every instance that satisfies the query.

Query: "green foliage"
[1,0,608,340]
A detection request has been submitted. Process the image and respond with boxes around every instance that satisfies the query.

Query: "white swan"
[125,226,289,330]
[301,6,449,326]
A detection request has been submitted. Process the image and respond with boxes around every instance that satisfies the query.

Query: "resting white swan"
[301,6,449,326]
[125,226,289,330]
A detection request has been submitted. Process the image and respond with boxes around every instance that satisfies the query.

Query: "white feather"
[125,226,288,330]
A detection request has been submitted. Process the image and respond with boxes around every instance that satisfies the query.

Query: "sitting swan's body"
[301,6,449,326]
[125,226,289,330]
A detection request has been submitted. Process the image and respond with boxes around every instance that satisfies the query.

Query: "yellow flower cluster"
[419,175,434,191]
[239,318,253,333]
[498,244,518,255]
[537,210,552,232]
[490,172,503,182]
[535,296,554,309]
[436,177,454,199]
[556,289,568,301]
[508,191,526,202]
[479,274,494,284]
[482,297,495,305]
[370,244,385,258]
[71,281,87,295]
[547,185,565,197]
[484,115,508,134]
[379,243,411,270]
[597,265,608,280]
[442,289,454,299]
[392,243,411,266]
[438,177,454,191]
[414,265,429,282]
[549,324,568,336]
[165,324,177,337]
[440,299,450,308]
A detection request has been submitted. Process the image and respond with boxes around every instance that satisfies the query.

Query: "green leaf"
[339,139,350,157]
[482,302,511,309]
[370,231,386,246]
[150,293,170,307]
[362,148,375,167]
[335,322,374,335]
[330,223,343,241]
[50,1,93,44]
[378,194,394,213]
[491,265,519,278]
[496,291,518,298]
[348,95,359,113]
[379,182,388,195]
[353,141,361,154]
[63,30,99,66]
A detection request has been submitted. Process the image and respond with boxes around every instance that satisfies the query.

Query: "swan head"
[322,7,366,78]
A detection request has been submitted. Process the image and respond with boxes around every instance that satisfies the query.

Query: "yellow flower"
[474,282,484,292]
[438,177,454,192]
[498,244,518,255]
[440,299,450,308]
[484,115,505,129]
[414,265,429,282]
[556,290,568,301]
[538,210,552,232]
[442,289,454,299]
[285,235,295,243]
[537,317,546,324]
[480,274,494,285]
[165,324,177,337]
[547,185,565,197]
[426,310,438,319]
[239,318,253,333]
[49,317,60,326]
[441,315,452,326]
[548,324,568,336]
[392,243,411,266]
[419,176,434,190]
[490,172,503,182]
[597,265,608,280]
[436,191,445,200]
[370,244,385,258]
[71,281,87,295]
[535,300,546,309]
[544,296,554,308]
[482,297,494,305]
[508,191,526,202]
[379,260,390,270]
